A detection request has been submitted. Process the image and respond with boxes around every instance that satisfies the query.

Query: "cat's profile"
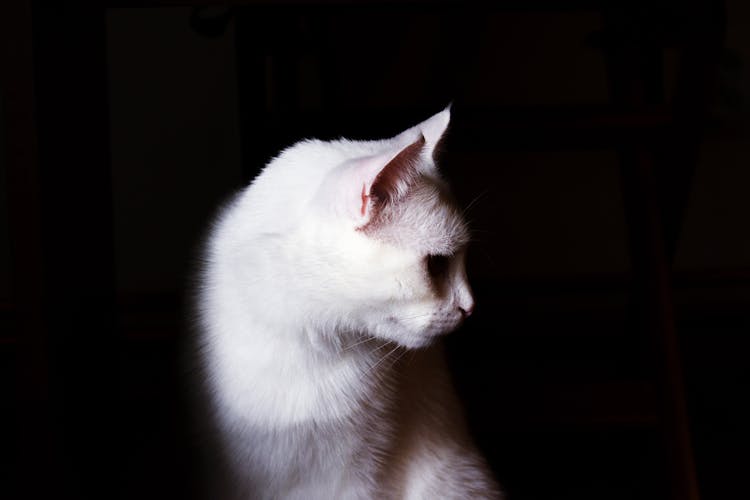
[190,107,501,499]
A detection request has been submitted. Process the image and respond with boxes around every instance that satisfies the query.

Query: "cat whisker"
[367,342,402,375]
[461,189,490,217]
[343,335,378,352]
[385,345,409,372]
[407,348,417,366]
[363,340,392,359]
[397,312,433,321]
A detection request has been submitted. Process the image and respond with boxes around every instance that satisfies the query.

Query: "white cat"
[192,107,501,499]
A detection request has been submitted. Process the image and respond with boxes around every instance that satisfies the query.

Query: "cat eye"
[425,254,451,278]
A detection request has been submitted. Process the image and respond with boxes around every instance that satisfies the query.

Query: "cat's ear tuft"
[419,105,451,152]
[396,105,451,161]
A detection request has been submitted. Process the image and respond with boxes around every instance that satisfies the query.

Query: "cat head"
[221,107,474,350]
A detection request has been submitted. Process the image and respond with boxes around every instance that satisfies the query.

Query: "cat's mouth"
[379,313,463,349]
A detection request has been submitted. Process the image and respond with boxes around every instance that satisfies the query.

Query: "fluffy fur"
[191,108,501,499]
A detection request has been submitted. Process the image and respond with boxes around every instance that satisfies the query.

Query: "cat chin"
[397,335,436,350]
[374,330,438,350]
[371,316,464,350]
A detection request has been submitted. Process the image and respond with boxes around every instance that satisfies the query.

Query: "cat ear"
[369,133,426,206]
[330,134,426,225]
[396,104,451,160]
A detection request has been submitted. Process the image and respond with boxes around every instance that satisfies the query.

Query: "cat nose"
[458,304,474,318]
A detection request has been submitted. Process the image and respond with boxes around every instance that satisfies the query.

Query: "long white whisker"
[462,189,490,217]
[386,346,409,372]
[398,312,433,321]
[363,340,391,359]
[343,335,377,351]
[367,343,401,374]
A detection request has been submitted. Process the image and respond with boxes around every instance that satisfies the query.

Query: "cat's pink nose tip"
[459,305,474,318]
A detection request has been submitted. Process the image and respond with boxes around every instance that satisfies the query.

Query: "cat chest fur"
[206,337,404,499]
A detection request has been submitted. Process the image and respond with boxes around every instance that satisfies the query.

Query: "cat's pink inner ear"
[346,134,425,223]
[360,183,369,217]
[369,134,426,206]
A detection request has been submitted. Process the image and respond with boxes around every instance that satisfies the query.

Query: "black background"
[2,1,748,499]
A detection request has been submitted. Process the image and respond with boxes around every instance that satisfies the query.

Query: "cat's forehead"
[361,176,469,256]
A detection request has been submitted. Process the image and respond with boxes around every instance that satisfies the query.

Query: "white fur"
[193,108,501,499]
